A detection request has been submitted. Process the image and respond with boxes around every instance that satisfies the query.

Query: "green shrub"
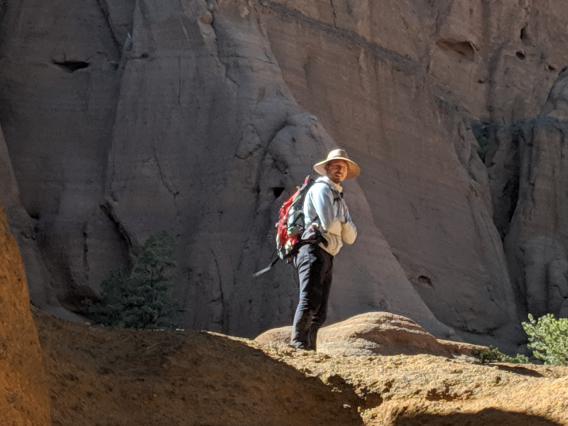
[522,314,568,366]
[87,232,181,329]
[475,346,529,364]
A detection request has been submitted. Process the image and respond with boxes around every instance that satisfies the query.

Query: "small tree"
[88,232,180,329]
[522,313,568,366]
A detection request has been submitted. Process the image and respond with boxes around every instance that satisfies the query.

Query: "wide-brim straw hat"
[313,148,361,179]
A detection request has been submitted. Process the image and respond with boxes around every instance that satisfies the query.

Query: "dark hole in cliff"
[520,25,529,43]
[547,64,557,72]
[52,59,90,73]
[436,39,477,61]
[516,51,526,60]
[417,275,433,287]
[272,187,285,198]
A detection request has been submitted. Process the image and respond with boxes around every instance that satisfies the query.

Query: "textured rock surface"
[255,312,487,357]
[495,70,568,319]
[2,0,568,347]
[272,350,568,426]
[318,312,483,357]
[259,0,568,344]
[38,312,362,426]
[0,0,446,339]
[0,123,75,320]
[0,210,50,425]
[38,312,568,426]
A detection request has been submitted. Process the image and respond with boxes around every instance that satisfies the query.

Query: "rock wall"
[499,70,568,319]
[1,0,568,346]
[0,208,50,425]
[259,0,568,342]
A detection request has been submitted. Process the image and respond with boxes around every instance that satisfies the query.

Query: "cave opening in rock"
[520,25,529,43]
[417,275,433,287]
[52,59,90,73]
[272,187,285,198]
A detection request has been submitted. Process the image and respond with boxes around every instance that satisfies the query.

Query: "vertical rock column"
[503,70,568,318]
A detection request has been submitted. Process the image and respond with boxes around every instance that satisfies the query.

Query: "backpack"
[253,175,315,277]
[275,175,315,261]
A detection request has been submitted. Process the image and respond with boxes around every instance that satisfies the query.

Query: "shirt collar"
[317,175,343,193]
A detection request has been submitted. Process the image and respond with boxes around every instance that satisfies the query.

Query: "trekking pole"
[252,252,279,278]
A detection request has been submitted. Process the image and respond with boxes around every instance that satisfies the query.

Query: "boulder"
[319,312,453,357]
[255,312,487,358]
[255,326,292,346]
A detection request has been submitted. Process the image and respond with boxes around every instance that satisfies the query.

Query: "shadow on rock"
[37,312,363,426]
[493,364,544,377]
[395,409,561,426]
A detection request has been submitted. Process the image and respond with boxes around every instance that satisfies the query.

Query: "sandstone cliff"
[0,209,50,425]
[1,0,567,347]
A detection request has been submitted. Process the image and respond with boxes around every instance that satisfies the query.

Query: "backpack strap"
[313,179,343,203]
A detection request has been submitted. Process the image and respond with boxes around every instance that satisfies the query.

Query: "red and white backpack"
[253,176,315,277]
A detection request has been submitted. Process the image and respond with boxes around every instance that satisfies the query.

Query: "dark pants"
[290,243,334,350]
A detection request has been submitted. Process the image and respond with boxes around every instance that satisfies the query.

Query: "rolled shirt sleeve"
[341,218,357,245]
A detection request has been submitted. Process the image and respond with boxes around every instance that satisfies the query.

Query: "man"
[290,148,360,350]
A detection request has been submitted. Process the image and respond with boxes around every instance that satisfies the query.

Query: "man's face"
[326,160,349,183]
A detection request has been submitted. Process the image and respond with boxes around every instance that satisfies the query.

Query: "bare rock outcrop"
[256,312,486,358]
[38,311,362,426]
[0,209,50,425]
[38,311,568,426]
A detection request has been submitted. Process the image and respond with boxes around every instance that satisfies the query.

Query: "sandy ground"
[36,313,568,426]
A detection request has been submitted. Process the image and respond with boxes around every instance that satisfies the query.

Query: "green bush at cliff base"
[87,232,181,329]
[523,313,568,366]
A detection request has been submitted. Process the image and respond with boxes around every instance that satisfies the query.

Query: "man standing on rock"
[290,148,360,350]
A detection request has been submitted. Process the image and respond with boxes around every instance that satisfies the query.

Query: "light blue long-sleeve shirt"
[303,176,357,256]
